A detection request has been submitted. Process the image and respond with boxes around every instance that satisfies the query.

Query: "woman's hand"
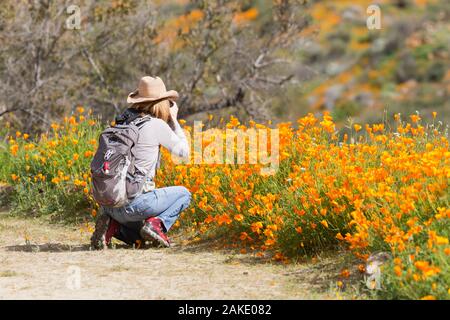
[169,101,179,120]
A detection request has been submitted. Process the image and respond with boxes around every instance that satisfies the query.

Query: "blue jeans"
[102,186,191,233]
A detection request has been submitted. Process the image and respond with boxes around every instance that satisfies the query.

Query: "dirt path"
[0,211,358,300]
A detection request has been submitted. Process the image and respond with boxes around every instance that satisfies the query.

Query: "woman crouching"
[91,76,191,248]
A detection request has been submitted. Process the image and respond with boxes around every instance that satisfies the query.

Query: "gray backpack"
[90,109,154,207]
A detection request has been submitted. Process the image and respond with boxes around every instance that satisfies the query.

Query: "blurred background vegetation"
[0,0,449,133]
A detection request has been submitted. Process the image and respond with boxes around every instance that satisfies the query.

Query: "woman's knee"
[175,186,191,198]
[178,186,191,205]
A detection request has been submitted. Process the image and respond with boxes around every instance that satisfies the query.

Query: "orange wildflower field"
[1,108,449,299]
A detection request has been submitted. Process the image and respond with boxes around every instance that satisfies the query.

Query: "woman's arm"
[153,104,190,159]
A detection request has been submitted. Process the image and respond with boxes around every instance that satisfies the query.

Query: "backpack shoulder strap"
[133,115,151,128]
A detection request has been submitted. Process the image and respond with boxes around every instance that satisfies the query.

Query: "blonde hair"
[132,99,174,129]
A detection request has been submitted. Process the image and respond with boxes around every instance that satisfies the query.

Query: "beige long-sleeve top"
[133,117,189,180]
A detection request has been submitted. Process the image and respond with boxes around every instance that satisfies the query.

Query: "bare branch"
[255,74,295,85]
[181,88,245,116]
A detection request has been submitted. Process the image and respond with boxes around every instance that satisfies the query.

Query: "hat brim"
[127,90,179,104]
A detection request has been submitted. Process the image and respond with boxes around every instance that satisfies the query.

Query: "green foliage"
[0,111,104,223]
[332,102,360,122]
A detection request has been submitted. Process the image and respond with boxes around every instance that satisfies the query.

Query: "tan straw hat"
[127,76,179,104]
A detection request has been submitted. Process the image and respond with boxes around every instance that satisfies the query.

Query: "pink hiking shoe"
[140,217,170,247]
